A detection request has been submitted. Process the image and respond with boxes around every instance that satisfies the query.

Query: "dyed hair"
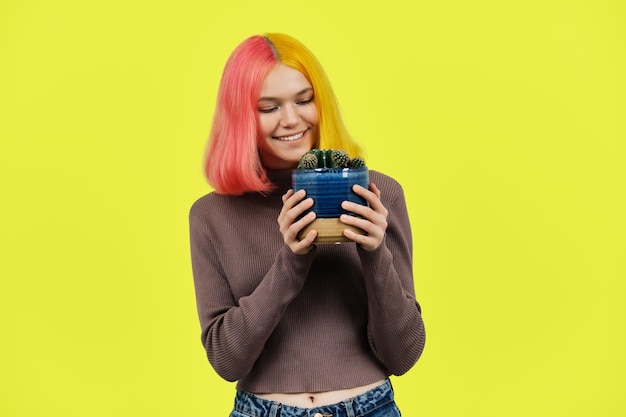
[204,33,363,195]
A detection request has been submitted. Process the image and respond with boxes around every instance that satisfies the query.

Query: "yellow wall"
[1,0,624,416]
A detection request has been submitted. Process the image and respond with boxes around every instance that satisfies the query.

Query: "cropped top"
[189,169,425,393]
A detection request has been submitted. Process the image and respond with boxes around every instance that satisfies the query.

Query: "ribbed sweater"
[189,169,425,393]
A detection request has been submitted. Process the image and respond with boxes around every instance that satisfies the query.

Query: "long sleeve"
[189,200,316,382]
[188,169,424,393]
[358,174,426,375]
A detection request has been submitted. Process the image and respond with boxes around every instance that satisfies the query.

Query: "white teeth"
[275,131,305,141]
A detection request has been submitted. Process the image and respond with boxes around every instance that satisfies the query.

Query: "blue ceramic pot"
[292,167,369,218]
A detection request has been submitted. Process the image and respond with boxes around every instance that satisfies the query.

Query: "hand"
[278,189,318,255]
[340,183,388,251]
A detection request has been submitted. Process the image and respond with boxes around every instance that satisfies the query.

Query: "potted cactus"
[292,149,369,243]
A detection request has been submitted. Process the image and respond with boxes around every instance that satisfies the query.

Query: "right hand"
[278,189,318,254]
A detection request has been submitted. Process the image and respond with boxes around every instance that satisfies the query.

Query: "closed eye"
[257,90,314,113]
[296,96,314,106]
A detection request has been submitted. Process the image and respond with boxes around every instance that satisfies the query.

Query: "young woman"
[189,33,425,417]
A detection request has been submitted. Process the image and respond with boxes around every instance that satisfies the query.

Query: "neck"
[264,167,294,195]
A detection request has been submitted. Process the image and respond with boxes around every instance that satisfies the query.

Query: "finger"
[279,201,315,239]
[341,200,388,229]
[342,226,369,243]
[340,213,383,236]
[352,184,385,212]
[287,211,316,238]
[279,189,308,224]
[296,229,318,250]
[288,197,315,224]
[282,189,294,203]
[341,224,383,251]
[341,200,373,218]
[369,183,381,198]
[286,213,318,254]
[283,189,306,208]
[341,211,386,250]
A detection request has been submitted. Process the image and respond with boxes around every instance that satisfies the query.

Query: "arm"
[189,213,316,382]
[189,190,318,382]
[341,179,426,375]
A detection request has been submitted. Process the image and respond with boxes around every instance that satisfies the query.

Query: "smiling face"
[256,63,319,170]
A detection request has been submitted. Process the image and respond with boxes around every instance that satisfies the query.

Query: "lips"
[272,129,308,141]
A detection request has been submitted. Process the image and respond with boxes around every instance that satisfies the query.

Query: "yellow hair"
[265,33,363,158]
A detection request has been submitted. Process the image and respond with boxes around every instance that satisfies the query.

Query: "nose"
[280,104,299,127]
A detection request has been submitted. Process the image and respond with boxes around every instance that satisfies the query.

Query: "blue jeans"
[229,379,401,417]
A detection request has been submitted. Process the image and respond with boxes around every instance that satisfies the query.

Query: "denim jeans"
[229,379,401,417]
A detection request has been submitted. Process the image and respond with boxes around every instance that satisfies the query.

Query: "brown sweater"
[189,169,425,393]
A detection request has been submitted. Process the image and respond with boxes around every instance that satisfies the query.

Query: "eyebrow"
[258,88,313,102]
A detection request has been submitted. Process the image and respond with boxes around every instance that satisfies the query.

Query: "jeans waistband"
[233,379,395,417]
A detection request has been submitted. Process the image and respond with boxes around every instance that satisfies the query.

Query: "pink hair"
[204,36,277,195]
[204,34,362,195]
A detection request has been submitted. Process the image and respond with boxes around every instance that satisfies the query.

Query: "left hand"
[340,183,388,251]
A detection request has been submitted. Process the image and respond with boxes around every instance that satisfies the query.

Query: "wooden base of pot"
[297,217,366,244]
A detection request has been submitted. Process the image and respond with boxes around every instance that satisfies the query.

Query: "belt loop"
[342,399,355,417]
[268,402,280,417]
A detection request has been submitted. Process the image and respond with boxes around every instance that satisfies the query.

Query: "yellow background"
[1,0,624,416]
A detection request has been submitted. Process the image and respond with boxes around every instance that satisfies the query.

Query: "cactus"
[298,152,318,169]
[331,149,350,168]
[349,156,366,168]
[297,149,366,169]
[319,149,331,168]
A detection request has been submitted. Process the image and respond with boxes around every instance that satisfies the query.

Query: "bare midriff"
[253,379,385,408]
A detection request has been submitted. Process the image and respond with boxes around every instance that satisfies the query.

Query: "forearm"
[197,246,316,381]
[359,242,425,375]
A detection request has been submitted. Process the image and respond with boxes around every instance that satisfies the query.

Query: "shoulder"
[189,189,279,223]
[369,170,405,202]
[369,170,402,188]
[189,191,230,219]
